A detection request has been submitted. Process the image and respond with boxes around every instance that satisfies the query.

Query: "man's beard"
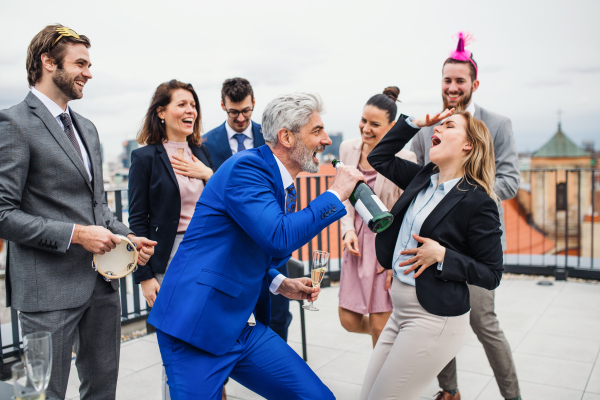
[291,138,323,174]
[442,86,473,112]
[53,68,83,101]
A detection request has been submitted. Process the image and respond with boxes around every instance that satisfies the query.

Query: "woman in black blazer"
[129,80,215,400]
[359,109,503,400]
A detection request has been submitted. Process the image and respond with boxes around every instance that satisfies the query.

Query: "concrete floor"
[63,277,600,400]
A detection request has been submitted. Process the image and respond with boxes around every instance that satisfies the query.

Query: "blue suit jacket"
[203,121,265,169]
[148,145,345,356]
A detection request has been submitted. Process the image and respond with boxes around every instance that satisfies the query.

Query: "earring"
[161,119,164,124]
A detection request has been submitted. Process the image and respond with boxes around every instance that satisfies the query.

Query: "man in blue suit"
[203,77,291,343]
[148,93,364,400]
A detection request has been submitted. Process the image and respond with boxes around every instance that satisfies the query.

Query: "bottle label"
[354,199,374,222]
[371,195,389,212]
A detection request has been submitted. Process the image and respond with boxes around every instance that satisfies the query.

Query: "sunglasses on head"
[53,27,80,46]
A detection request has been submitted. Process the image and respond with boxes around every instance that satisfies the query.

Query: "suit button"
[93,201,98,207]
[321,214,326,219]
[332,207,337,212]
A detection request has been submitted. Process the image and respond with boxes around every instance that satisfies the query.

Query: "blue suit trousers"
[157,323,335,400]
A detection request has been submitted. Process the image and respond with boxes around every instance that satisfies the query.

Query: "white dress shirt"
[392,174,461,286]
[31,87,93,249]
[225,120,254,154]
[30,88,93,181]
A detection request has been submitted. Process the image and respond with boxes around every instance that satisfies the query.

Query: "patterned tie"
[233,133,247,153]
[59,113,83,162]
[286,183,297,214]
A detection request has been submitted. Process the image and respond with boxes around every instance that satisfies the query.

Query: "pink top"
[162,140,205,233]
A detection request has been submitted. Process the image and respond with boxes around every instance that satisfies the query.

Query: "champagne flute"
[303,250,329,311]
[12,360,46,400]
[23,332,52,392]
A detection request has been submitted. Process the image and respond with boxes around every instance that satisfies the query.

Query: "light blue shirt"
[392,174,462,286]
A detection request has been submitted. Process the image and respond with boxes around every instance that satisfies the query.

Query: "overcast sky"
[1,0,599,162]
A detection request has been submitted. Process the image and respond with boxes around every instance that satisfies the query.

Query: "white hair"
[261,92,324,145]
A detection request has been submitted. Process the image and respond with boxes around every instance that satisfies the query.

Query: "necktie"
[233,133,247,153]
[286,183,297,214]
[59,113,83,162]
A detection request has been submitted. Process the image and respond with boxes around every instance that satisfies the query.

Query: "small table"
[0,380,59,400]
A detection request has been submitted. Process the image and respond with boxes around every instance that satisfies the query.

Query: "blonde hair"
[455,110,497,202]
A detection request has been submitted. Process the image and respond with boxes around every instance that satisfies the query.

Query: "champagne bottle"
[332,159,394,233]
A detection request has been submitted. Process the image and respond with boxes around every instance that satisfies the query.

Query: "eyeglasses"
[225,107,253,118]
[53,27,81,47]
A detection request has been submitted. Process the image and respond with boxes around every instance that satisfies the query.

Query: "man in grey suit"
[411,49,522,400]
[0,25,156,399]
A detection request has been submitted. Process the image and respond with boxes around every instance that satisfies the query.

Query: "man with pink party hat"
[411,32,521,400]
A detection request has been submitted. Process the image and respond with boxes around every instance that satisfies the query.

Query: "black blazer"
[367,117,503,317]
[128,142,215,284]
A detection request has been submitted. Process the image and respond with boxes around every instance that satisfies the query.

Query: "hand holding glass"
[303,250,329,311]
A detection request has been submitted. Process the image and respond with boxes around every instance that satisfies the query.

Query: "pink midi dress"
[338,165,393,314]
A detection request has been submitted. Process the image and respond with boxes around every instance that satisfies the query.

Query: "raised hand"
[399,233,446,278]
[411,108,455,128]
[171,154,213,181]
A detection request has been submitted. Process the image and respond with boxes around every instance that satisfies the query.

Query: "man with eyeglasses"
[204,78,265,169]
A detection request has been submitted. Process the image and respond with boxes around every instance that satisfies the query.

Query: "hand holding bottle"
[329,164,365,203]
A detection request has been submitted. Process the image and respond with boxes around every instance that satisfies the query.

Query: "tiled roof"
[532,124,590,158]
[502,198,555,254]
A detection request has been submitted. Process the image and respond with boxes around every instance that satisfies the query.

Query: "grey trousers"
[437,284,520,399]
[19,274,121,400]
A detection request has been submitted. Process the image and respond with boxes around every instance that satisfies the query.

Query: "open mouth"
[431,135,441,147]
[312,147,325,163]
[75,80,85,88]
[446,93,461,101]
[363,132,375,139]
[182,118,193,127]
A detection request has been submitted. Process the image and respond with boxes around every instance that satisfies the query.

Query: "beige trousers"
[360,278,470,400]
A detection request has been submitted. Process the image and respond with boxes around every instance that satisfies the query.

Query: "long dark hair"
[365,86,400,123]
[137,79,202,146]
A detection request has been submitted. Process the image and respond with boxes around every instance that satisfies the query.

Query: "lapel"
[215,122,234,162]
[418,181,468,239]
[258,145,285,210]
[473,104,482,120]
[156,143,179,190]
[252,122,265,148]
[389,170,431,217]
[70,110,95,184]
[25,93,92,192]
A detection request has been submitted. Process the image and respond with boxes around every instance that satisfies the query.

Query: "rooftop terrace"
[62,276,600,400]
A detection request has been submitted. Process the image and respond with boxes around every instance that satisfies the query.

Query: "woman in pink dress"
[338,87,417,347]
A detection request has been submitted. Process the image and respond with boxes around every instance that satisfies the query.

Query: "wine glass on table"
[303,250,329,311]
[23,332,52,393]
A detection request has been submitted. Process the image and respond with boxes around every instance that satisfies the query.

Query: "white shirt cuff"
[326,189,341,201]
[67,224,76,250]
[269,273,286,294]
[437,261,444,271]
[406,116,419,129]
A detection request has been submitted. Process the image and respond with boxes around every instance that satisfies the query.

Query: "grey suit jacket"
[0,92,132,312]
[410,104,520,250]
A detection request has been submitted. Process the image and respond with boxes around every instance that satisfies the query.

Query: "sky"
[1,0,599,163]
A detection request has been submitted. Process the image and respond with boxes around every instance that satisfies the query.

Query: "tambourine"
[92,235,138,281]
